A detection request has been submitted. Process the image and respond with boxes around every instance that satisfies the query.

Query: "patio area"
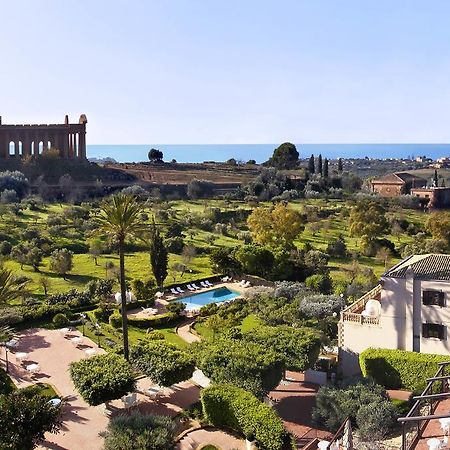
[2,328,201,450]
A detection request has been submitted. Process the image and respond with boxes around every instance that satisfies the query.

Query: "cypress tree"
[149,220,168,289]
[338,158,343,172]
[323,158,329,178]
[308,154,315,174]
[433,169,439,187]
[317,154,323,176]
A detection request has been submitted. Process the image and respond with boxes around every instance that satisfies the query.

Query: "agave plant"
[0,267,27,304]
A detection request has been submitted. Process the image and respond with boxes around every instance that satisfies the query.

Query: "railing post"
[402,423,406,450]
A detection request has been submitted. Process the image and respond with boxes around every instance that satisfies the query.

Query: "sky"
[1,0,450,144]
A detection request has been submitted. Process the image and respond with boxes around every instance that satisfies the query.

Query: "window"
[423,290,445,306]
[422,323,445,339]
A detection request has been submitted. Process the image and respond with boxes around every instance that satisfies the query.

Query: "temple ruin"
[0,114,87,160]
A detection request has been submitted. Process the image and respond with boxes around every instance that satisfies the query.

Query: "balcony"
[340,284,383,326]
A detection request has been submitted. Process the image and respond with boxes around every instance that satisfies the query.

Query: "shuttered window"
[423,290,445,306]
[422,323,445,340]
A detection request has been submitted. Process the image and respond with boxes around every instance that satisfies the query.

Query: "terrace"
[340,284,382,326]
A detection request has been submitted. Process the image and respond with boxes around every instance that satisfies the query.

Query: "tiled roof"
[383,254,450,281]
[372,172,426,185]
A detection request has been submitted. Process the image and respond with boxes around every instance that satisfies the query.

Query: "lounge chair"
[187,284,195,291]
[170,288,179,295]
[200,281,208,288]
[238,280,247,287]
[243,281,252,288]
[221,276,231,282]
[205,280,213,287]
[176,287,184,294]
[192,283,201,290]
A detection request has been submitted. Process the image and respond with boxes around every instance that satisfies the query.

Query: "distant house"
[371,172,426,197]
[339,254,450,376]
[411,187,450,209]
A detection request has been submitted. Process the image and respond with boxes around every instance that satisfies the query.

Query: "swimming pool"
[177,287,240,311]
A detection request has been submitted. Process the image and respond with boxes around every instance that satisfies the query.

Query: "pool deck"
[127,281,247,319]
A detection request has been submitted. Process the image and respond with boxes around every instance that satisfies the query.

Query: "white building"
[339,254,450,376]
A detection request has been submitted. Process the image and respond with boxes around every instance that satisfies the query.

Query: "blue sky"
[1,0,450,144]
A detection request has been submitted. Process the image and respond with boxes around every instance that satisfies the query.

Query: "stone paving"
[176,428,246,450]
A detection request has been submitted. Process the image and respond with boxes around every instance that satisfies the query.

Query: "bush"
[356,401,398,441]
[70,354,135,406]
[52,313,69,328]
[22,303,71,324]
[359,348,449,392]
[109,311,122,329]
[305,273,332,294]
[101,411,176,450]
[201,384,287,450]
[131,340,195,387]
[127,312,180,329]
[0,306,24,326]
[166,301,185,314]
[312,378,395,433]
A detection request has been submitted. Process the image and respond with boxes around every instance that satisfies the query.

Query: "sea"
[87,144,450,164]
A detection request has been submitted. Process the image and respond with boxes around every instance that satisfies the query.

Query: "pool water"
[177,287,240,311]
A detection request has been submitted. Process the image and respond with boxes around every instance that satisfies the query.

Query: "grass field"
[1,198,428,298]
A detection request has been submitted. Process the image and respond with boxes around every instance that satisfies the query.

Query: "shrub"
[359,348,449,392]
[305,273,332,294]
[166,301,185,314]
[127,312,180,329]
[0,306,24,326]
[101,411,176,450]
[356,401,398,441]
[52,313,69,328]
[299,294,345,319]
[109,311,122,329]
[131,341,195,387]
[312,378,394,433]
[93,304,116,322]
[70,354,135,406]
[201,384,287,450]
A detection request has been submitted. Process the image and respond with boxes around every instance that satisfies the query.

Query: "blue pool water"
[177,287,240,311]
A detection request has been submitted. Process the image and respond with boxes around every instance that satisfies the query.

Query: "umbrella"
[342,418,353,449]
[155,291,164,298]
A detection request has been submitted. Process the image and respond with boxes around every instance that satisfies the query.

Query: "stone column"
[62,132,69,158]
[78,131,86,160]
[15,137,20,157]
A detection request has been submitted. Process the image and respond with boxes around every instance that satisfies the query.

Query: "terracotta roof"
[372,172,426,185]
[383,254,450,281]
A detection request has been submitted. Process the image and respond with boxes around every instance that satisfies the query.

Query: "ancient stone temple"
[0,114,87,160]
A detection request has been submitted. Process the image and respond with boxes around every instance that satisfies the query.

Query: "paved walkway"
[269,371,330,444]
[3,328,108,450]
[3,328,201,450]
[176,318,201,343]
[177,428,246,450]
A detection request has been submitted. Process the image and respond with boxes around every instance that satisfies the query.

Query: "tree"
[148,148,164,162]
[39,276,51,295]
[337,158,343,172]
[323,158,329,178]
[50,248,73,280]
[58,173,73,201]
[348,201,388,245]
[247,203,304,248]
[131,341,195,387]
[10,244,28,270]
[234,244,274,278]
[0,389,62,450]
[27,247,43,272]
[426,212,450,247]
[266,142,299,169]
[317,154,323,175]
[88,238,104,266]
[0,267,27,303]
[308,154,315,174]
[209,247,241,274]
[181,245,196,268]
[149,220,168,289]
[299,294,345,319]
[101,412,176,450]
[433,169,439,187]
[70,354,135,406]
[187,179,214,199]
[97,193,143,361]
[376,247,392,270]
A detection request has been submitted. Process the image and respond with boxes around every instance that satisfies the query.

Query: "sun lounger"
[238,280,246,286]
[243,281,252,288]
[170,288,179,295]
[192,283,200,290]
[200,281,208,288]
[221,276,231,282]
[176,287,184,293]
[187,284,195,291]
[205,280,213,287]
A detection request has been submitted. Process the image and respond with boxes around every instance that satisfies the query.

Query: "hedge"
[127,312,180,329]
[359,348,449,392]
[201,384,287,450]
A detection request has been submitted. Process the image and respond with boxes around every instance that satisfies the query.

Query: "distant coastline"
[87,143,450,164]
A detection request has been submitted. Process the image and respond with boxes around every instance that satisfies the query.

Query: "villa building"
[338,254,450,376]
[371,172,426,197]
[410,186,450,208]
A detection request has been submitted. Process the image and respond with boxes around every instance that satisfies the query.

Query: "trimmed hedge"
[201,384,287,450]
[359,348,449,392]
[127,312,180,329]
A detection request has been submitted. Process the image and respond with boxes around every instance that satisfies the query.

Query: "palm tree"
[0,267,27,304]
[97,194,143,360]
[0,325,16,373]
